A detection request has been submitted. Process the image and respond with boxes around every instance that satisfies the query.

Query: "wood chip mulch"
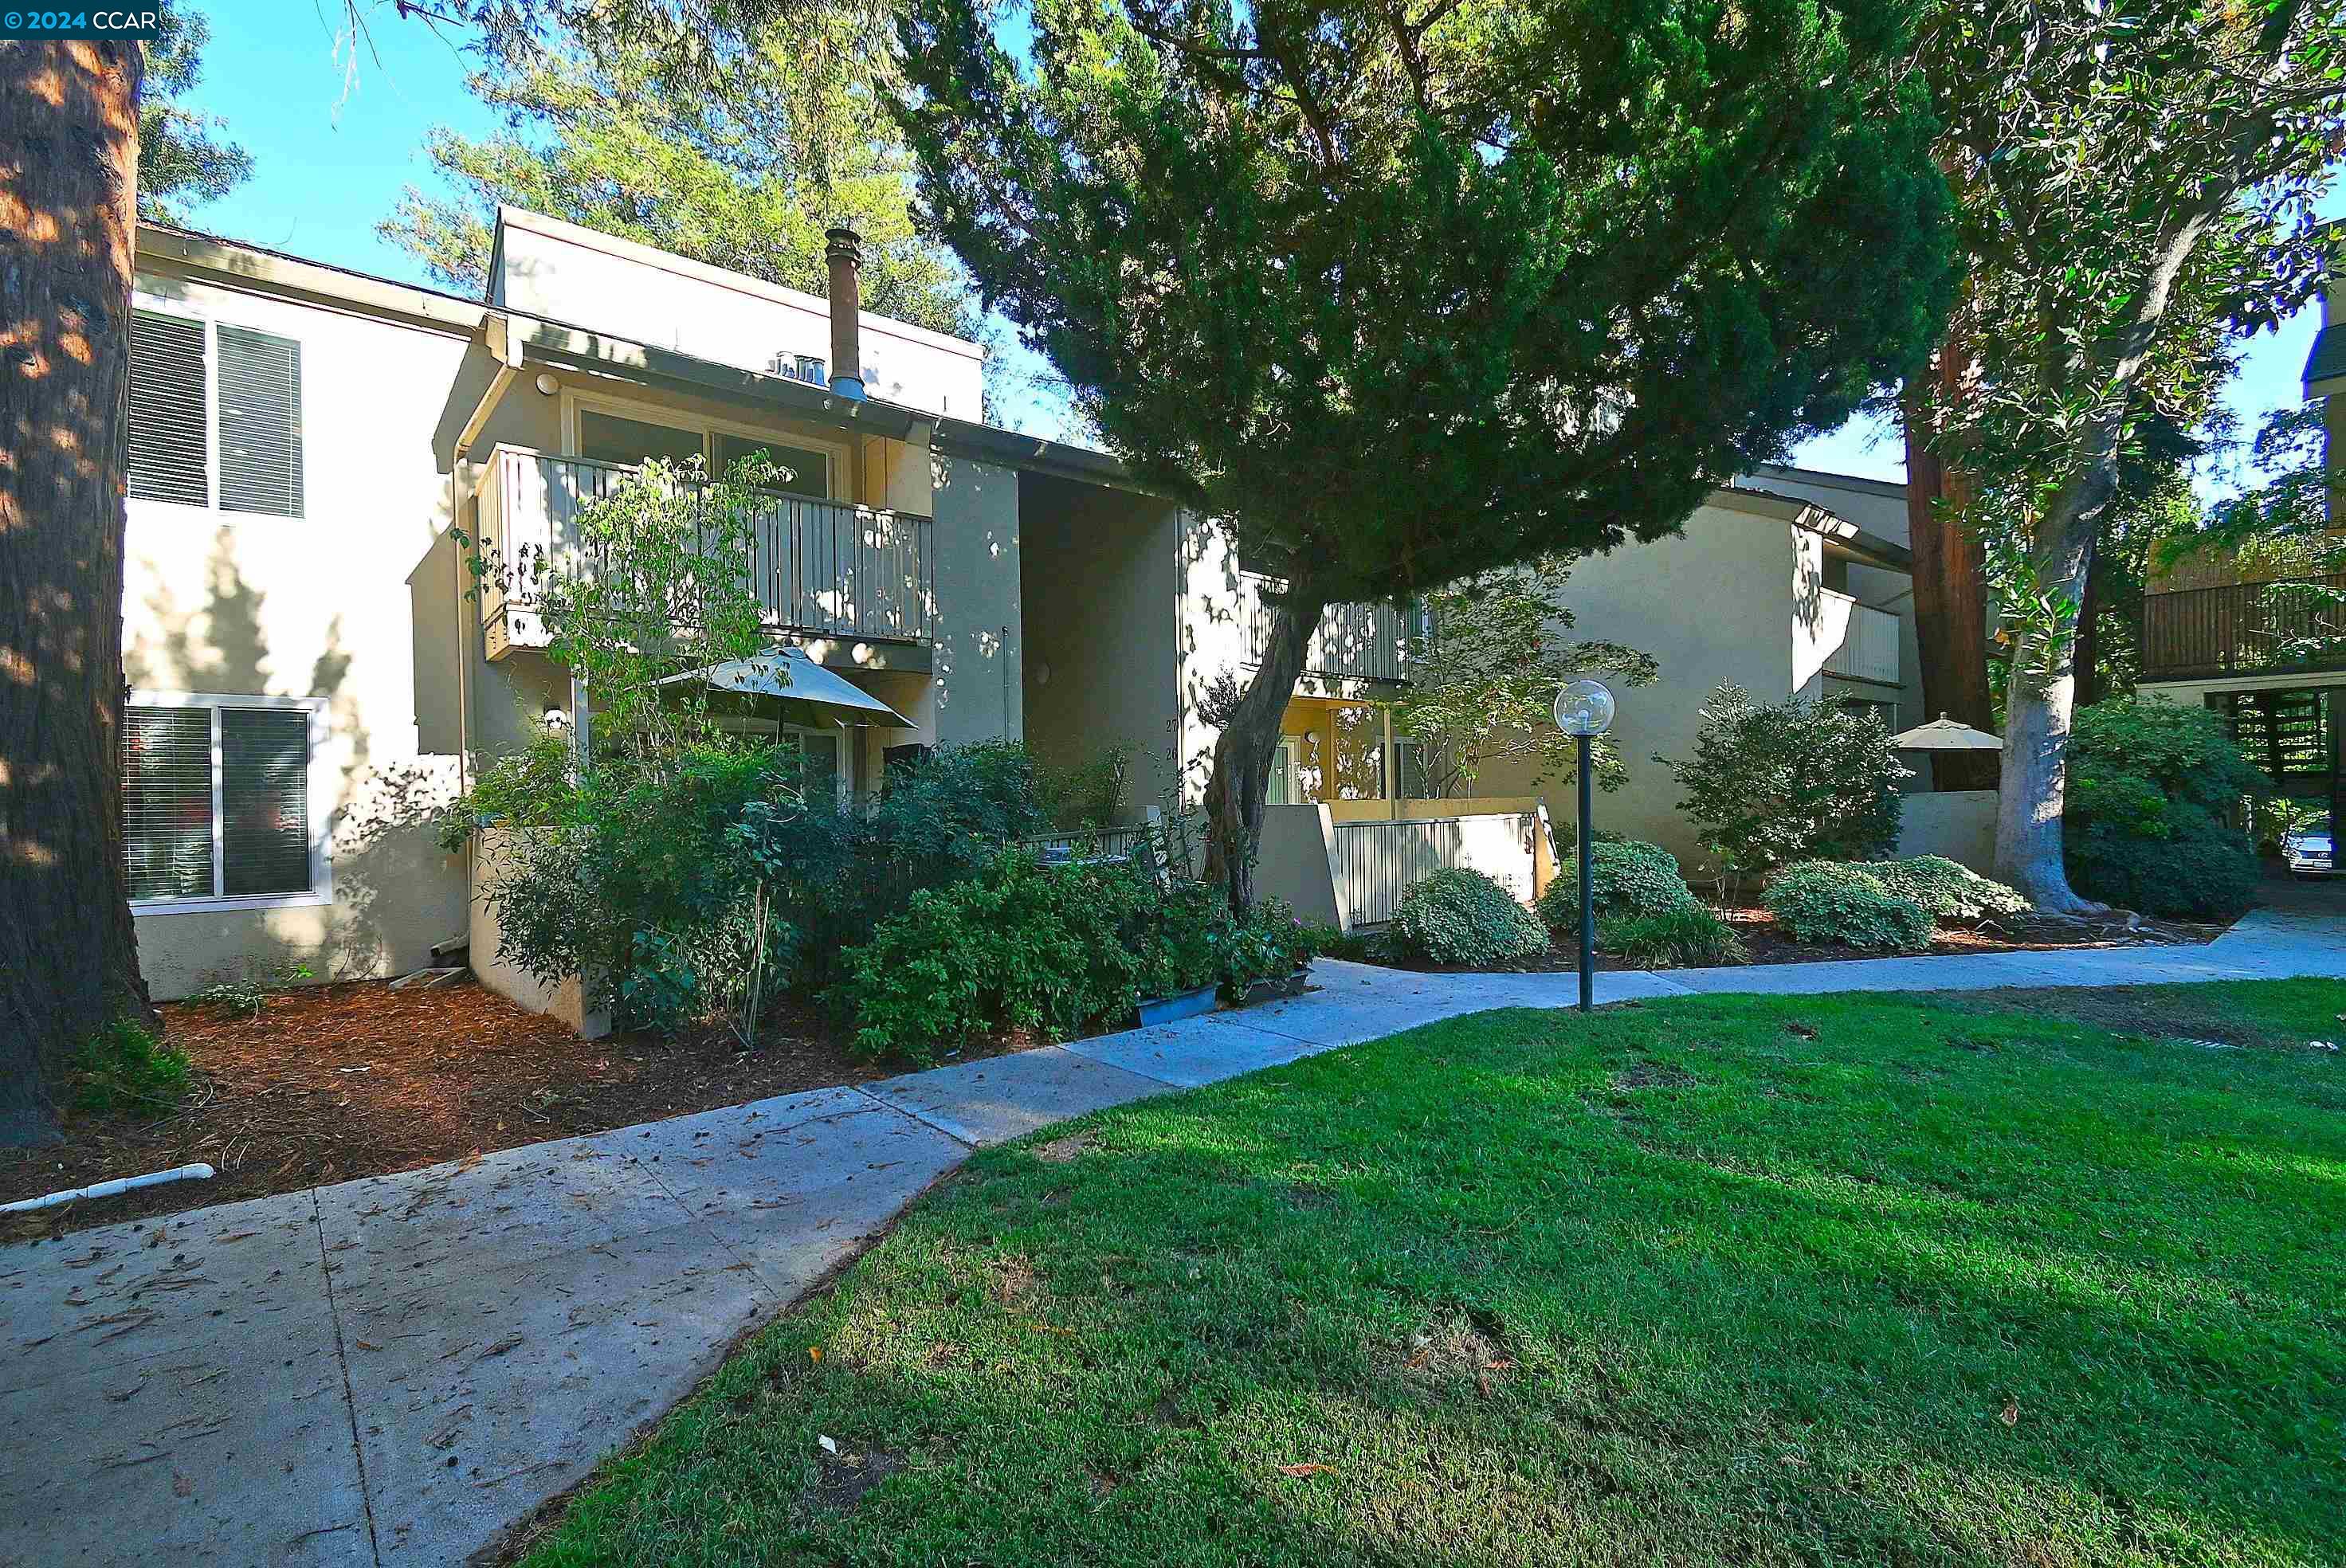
[0,980,987,1241]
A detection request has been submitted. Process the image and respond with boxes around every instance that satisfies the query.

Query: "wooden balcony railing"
[2141,574,2346,682]
[477,447,934,659]
[1239,574,1424,684]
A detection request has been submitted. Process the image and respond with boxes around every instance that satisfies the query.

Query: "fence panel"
[1330,813,1536,927]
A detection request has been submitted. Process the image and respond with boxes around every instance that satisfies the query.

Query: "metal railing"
[2142,574,2346,681]
[1820,593,1902,686]
[1239,575,1422,684]
[477,446,934,655]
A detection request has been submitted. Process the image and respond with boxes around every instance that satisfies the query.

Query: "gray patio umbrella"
[1889,713,2003,751]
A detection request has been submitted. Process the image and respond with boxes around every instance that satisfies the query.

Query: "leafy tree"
[1907,0,2342,909]
[899,0,1954,907]
[383,25,972,336]
[1658,684,1912,892]
[139,1,252,223]
[1396,556,1656,799]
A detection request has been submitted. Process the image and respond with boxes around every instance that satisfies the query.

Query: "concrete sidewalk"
[4,910,2339,1567]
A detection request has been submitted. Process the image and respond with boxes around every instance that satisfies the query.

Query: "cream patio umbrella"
[1889,713,2003,751]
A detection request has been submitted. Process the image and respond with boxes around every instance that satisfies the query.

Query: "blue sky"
[189,1,2330,486]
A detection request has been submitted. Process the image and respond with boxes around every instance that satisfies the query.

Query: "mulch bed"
[1387,906,2228,975]
[0,982,1033,1242]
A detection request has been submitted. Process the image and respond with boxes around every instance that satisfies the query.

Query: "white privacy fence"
[1327,811,1543,928]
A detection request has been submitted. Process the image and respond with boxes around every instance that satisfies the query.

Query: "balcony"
[476,445,933,660]
[1238,574,1423,685]
[1818,591,1902,687]
[2142,574,2346,683]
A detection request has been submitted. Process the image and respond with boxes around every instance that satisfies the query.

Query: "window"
[577,410,705,469]
[783,724,849,803]
[1391,738,1431,800]
[713,433,830,499]
[128,308,304,517]
[124,696,325,908]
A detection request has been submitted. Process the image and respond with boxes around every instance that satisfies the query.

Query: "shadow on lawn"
[518,990,2346,1567]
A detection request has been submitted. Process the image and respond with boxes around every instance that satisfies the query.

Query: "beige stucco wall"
[1018,474,1183,817]
[1471,501,1800,875]
[124,262,476,998]
[491,210,985,420]
[926,454,1024,747]
[1893,789,1999,872]
[1254,805,1344,926]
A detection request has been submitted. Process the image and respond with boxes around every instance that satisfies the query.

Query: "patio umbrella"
[1889,713,2003,751]
[655,647,915,727]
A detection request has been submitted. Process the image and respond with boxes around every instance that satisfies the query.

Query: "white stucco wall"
[124,262,475,998]
[1893,789,1999,872]
[491,209,984,420]
[1471,500,1801,874]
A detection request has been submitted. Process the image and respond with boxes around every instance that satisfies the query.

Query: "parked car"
[2283,825,2335,878]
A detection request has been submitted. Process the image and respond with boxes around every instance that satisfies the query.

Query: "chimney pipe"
[825,221,866,402]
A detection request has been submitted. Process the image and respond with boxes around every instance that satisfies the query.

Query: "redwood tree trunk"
[1202,583,1328,911]
[0,40,154,1146]
[1901,359,1996,791]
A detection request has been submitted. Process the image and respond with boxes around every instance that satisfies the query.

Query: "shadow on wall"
[126,527,465,995]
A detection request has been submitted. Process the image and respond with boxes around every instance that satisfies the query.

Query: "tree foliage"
[2062,699,2267,919]
[138,1,252,223]
[383,24,971,335]
[1907,0,2343,907]
[896,0,1953,903]
[1397,556,1656,798]
[1658,684,1911,888]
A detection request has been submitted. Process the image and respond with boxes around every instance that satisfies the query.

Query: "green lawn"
[520,982,2346,1566]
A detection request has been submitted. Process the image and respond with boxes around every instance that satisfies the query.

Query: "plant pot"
[1137,984,1218,1027]
[1239,968,1312,1007]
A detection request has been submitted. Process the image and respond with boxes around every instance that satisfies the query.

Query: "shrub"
[1297,921,1387,964]
[842,853,1276,1062]
[1852,857,2028,921]
[1598,906,1748,967]
[1389,868,1550,966]
[69,1020,192,1116]
[186,960,316,1020]
[2062,700,2266,919]
[1658,684,1909,885]
[1538,839,1697,933]
[1761,861,1933,952]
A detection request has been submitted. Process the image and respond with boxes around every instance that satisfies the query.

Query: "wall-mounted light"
[534,373,559,396]
[1034,661,1052,687]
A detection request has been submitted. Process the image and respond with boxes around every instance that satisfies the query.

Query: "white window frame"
[783,721,854,804]
[125,691,333,915]
[1268,734,1302,806]
[128,290,307,520]
[559,386,849,501]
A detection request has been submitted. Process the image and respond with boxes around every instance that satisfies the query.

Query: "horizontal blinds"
[124,707,215,900]
[220,708,312,896]
[217,323,304,517]
[128,311,210,507]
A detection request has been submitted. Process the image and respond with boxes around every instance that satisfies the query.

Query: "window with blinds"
[124,700,319,904]
[217,325,304,517]
[128,310,209,507]
[126,309,305,517]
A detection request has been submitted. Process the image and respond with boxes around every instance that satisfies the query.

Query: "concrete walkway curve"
[3,904,2339,1566]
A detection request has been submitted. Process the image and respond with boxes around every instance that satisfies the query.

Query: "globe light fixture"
[1554,678,1617,1011]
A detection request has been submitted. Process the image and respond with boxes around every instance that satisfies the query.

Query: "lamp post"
[1552,679,1616,1013]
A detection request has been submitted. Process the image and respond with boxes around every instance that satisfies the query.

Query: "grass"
[519,982,2346,1566]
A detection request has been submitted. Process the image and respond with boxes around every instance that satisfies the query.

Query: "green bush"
[1852,857,2028,921]
[1389,868,1550,966]
[842,853,1282,1063]
[1538,839,1697,933]
[1658,684,1909,884]
[2062,700,2266,919]
[1598,905,1748,966]
[1761,861,1934,952]
[1297,922,1388,964]
[70,1020,192,1116]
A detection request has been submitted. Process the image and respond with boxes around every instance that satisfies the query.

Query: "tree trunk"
[0,40,154,1146]
[1993,456,2114,913]
[1202,582,1328,912]
[1901,358,1996,791]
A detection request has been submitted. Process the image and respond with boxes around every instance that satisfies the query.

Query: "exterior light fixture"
[1552,679,1615,1012]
